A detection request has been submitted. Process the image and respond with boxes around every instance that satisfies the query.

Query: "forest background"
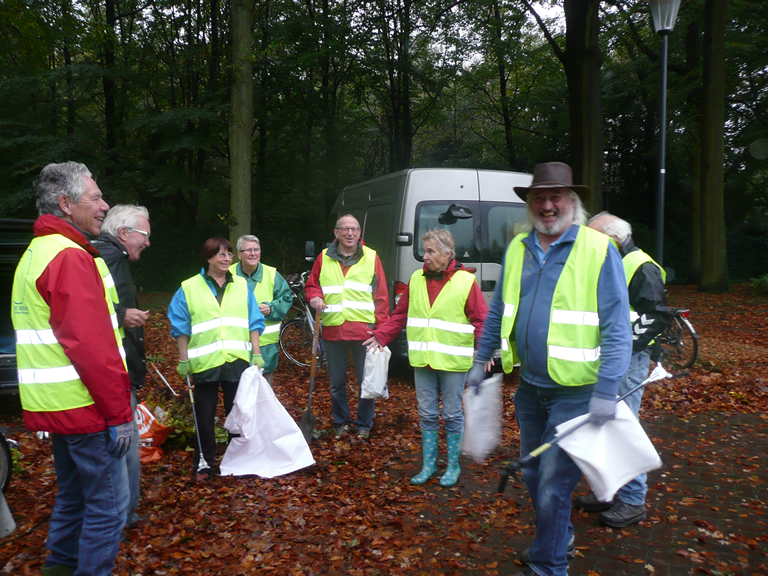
[0,0,766,293]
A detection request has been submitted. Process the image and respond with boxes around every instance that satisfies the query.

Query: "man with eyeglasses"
[92,204,152,536]
[305,214,389,440]
[231,235,293,384]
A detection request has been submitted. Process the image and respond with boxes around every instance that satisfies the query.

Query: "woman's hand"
[363,332,383,352]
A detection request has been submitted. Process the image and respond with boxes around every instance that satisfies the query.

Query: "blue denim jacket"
[476,225,630,399]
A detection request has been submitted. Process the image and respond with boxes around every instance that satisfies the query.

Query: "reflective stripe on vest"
[406,269,476,372]
[11,234,126,412]
[623,249,666,340]
[500,228,610,385]
[318,246,377,326]
[181,274,252,372]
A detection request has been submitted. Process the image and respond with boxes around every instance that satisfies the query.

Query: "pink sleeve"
[465,282,488,342]
[373,256,390,325]
[372,284,409,346]
[304,256,324,301]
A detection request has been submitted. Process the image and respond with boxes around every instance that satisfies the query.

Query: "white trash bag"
[361,346,391,400]
[220,367,315,478]
[462,372,503,462]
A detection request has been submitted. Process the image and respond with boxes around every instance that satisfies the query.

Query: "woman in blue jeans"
[364,229,486,487]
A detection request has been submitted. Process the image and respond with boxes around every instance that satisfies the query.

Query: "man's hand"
[177,360,191,377]
[259,303,271,317]
[108,422,133,458]
[252,354,265,368]
[310,297,326,311]
[465,360,489,394]
[124,308,150,328]
[588,395,616,426]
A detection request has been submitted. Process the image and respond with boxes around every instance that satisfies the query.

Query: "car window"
[483,203,528,264]
[413,201,480,262]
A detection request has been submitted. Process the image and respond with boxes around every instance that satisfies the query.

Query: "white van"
[322,168,532,360]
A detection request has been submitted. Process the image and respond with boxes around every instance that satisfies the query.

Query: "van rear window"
[414,201,527,264]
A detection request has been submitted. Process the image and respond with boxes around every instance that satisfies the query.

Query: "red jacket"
[372,260,487,359]
[20,215,132,434]
[304,240,389,341]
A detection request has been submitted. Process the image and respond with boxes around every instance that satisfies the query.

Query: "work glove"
[251,354,265,369]
[108,422,133,458]
[465,360,487,395]
[588,395,617,427]
[177,360,191,377]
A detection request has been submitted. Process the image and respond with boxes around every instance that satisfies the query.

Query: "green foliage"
[751,274,768,295]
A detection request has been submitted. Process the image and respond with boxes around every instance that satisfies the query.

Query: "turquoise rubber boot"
[439,432,463,487]
[410,430,439,485]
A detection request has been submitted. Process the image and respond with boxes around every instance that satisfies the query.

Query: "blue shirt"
[168,270,265,339]
[476,225,631,399]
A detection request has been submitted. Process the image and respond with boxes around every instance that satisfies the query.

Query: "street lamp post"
[646,0,682,267]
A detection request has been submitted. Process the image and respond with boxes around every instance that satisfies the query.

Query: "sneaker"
[356,429,370,440]
[334,424,351,439]
[519,536,576,565]
[574,491,614,513]
[599,501,646,528]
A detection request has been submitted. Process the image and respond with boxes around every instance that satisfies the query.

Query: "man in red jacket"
[305,214,389,440]
[11,162,133,576]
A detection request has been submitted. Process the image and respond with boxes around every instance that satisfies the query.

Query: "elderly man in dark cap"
[467,162,632,576]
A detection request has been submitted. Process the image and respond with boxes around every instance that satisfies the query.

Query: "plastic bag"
[360,346,391,400]
[135,402,174,464]
[220,367,315,478]
[462,373,502,462]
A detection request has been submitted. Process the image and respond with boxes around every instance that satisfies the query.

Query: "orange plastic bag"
[135,402,174,464]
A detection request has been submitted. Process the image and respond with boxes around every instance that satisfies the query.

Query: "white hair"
[236,235,261,251]
[521,190,587,233]
[101,205,149,237]
[589,211,632,244]
[34,162,92,217]
[421,228,456,260]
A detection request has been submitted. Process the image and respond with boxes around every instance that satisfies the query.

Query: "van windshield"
[414,201,527,264]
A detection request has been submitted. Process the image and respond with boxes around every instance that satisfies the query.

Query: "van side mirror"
[304,241,316,262]
[438,203,473,225]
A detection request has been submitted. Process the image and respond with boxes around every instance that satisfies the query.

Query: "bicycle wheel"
[0,433,11,492]
[280,318,315,368]
[659,316,698,370]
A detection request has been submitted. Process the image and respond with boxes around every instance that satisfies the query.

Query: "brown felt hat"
[514,162,591,203]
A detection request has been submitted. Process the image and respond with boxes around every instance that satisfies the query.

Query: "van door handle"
[481,280,496,291]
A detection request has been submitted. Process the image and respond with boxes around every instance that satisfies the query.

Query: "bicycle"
[657,306,698,370]
[279,271,326,369]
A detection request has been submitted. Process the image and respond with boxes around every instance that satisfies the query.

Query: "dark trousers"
[323,339,375,430]
[192,378,239,472]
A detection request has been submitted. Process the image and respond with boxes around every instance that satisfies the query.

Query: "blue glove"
[588,395,616,426]
[108,421,133,458]
[465,360,487,395]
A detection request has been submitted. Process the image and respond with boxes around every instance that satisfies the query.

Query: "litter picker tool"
[186,374,210,481]
[497,363,674,494]
[149,361,178,397]
[299,307,322,443]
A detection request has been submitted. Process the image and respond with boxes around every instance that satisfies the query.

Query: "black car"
[1,218,34,406]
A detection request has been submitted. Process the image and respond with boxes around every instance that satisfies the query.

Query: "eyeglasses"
[240,248,261,255]
[216,252,233,259]
[335,227,360,233]
[126,227,150,239]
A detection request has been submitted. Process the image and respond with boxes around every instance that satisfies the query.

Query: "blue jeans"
[48,431,129,576]
[616,350,651,506]
[515,380,593,576]
[126,390,141,524]
[413,367,465,434]
[323,339,375,430]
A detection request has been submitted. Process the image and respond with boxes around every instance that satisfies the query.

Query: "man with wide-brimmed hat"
[467,162,632,576]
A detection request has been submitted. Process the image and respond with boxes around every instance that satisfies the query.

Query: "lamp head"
[645,0,682,33]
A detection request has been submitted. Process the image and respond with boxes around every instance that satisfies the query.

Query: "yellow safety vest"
[181,274,251,373]
[500,227,610,385]
[12,234,125,412]
[622,249,667,323]
[318,246,377,326]
[406,269,477,372]
[230,262,280,346]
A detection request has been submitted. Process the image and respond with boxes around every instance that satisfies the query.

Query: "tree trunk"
[103,0,118,181]
[685,20,702,283]
[563,0,603,214]
[229,0,253,246]
[699,0,729,292]
[492,0,516,169]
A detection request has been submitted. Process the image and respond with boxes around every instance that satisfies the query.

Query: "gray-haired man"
[93,204,151,532]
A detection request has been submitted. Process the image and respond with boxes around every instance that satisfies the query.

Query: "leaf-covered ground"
[1,285,767,575]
